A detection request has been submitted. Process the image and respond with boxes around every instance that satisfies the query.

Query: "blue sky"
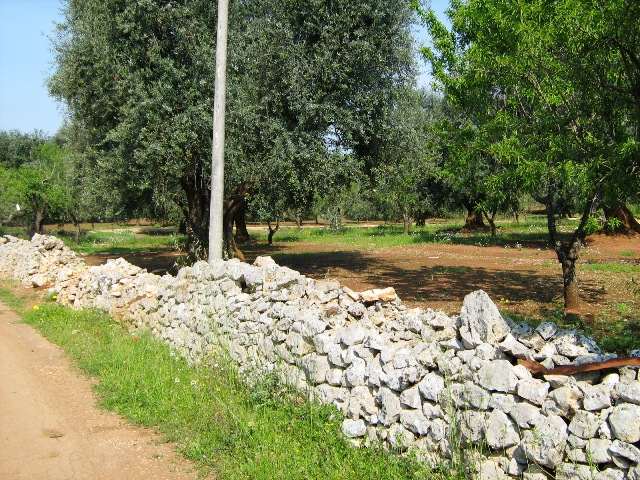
[0,0,447,137]
[0,0,63,135]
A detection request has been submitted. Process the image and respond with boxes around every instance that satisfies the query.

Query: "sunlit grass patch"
[583,263,640,274]
[61,229,186,255]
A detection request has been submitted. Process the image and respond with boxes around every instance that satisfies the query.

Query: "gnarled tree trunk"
[234,203,251,244]
[603,202,640,235]
[461,199,487,231]
[176,175,210,263]
[223,182,252,261]
[29,196,46,238]
[267,220,280,245]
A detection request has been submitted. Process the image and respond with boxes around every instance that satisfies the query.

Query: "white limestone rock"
[486,409,520,449]
[510,401,541,429]
[568,410,599,439]
[417,372,445,402]
[535,321,558,340]
[517,379,550,406]
[342,419,367,438]
[521,414,569,469]
[377,387,402,427]
[609,439,640,463]
[608,403,640,443]
[614,381,640,405]
[459,290,511,348]
[388,423,415,451]
[400,409,431,436]
[585,438,613,464]
[582,383,613,411]
[476,360,518,393]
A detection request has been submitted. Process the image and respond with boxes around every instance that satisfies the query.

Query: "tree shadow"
[241,248,608,317]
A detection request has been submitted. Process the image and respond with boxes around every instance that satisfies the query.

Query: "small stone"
[609,439,640,463]
[399,385,422,409]
[615,381,640,405]
[452,381,486,411]
[342,419,367,438]
[517,379,550,406]
[343,358,367,387]
[486,409,520,449]
[377,387,402,427]
[595,469,626,480]
[536,321,558,340]
[510,402,541,429]
[568,410,599,439]
[489,393,517,414]
[476,360,518,393]
[546,385,582,417]
[400,409,431,436]
[388,423,415,451]
[582,383,613,411]
[479,459,508,480]
[521,414,568,469]
[557,463,595,480]
[585,438,613,464]
[418,372,445,402]
[457,410,488,444]
[347,302,366,319]
[30,273,47,287]
[340,324,367,346]
[498,333,534,360]
[543,374,571,389]
[608,403,640,443]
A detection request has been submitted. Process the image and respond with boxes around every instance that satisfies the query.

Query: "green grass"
[0,225,29,239]
[58,229,186,255]
[582,263,640,274]
[0,282,28,312]
[12,292,455,480]
[619,251,636,257]
[249,218,562,250]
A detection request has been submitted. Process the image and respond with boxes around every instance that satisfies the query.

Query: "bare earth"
[85,230,639,319]
[0,301,199,480]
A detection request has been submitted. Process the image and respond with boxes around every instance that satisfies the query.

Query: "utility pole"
[209,0,229,262]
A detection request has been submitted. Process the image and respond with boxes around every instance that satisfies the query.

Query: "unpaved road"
[0,302,199,480]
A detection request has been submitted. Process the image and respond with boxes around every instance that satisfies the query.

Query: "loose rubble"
[2,233,639,479]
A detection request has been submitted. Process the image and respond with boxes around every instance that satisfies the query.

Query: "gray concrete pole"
[209,0,229,262]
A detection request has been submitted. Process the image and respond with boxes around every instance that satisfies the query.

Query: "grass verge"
[9,290,451,480]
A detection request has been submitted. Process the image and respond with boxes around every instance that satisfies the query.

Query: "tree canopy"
[418,0,640,309]
[49,0,418,260]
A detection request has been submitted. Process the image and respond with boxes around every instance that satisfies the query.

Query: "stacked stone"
[0,234,84,287]
[1,234,640,479]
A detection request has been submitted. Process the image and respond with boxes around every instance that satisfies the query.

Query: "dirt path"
[0,302,200,480]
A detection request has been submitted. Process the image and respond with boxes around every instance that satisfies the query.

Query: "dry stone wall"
[2,233,640,480]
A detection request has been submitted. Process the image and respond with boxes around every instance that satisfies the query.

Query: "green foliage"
[584,215,601,236]
[49,0,418,259]
[417,0,640,307]
[604,217,622,234]
[372,87,443,231]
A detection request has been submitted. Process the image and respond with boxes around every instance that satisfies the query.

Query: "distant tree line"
[1,0,639,310]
